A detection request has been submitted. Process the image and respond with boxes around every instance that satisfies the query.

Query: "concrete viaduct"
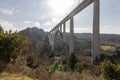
[48,0,100,63]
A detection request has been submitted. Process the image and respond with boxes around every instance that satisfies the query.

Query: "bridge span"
[48,0,100,63]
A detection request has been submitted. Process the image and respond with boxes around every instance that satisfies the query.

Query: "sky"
[0,0,120,34]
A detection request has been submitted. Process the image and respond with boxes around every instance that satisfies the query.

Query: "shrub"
[0,26,29,62]
[68,53,77,71]
[63,64,71,72]
[100,60,120,80]
[26,56,39,69]
[75,61,91,73]
[96,54,115,64]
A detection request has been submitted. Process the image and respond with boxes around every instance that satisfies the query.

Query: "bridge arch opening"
[54,31,64,55]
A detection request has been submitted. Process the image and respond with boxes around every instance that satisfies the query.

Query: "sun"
[48,0,75,16]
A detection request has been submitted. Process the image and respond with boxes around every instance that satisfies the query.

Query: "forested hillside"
[20,27,120,57]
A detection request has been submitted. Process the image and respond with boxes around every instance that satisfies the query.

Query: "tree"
[0,25,4,37]
[0,26,29,62]
[68,53,77,71]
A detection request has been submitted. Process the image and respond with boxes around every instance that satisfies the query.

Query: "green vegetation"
[0,26,29,73]
[68,53,77,71]
[0,26,28,62]
[99,60,120,80]
[101,45,116,51]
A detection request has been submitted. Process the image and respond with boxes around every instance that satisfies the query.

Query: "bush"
[75,61,91,73]
[115,64,120,79]
[0,26,29,62]
[26,56,39,69]
[68,53,77,71]
[63,64,71,72]
[96,54,115,64]
[100,60,120,80]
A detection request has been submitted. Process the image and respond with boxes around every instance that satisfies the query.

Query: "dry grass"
[0,72,37,80]
[0,54,107,80]
[2,63,106,80]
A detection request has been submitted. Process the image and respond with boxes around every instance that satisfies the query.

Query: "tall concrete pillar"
[52,32,55,52]
[69,16,74,54]
[63,22,67,55]
[52,30,54,34]
[57,27,59,31]
[55,28,57,33]
[57,26,60,31]
[60,25,62,32]
[63,23,66,43]
[92,0,100,64]
[55,27,57,31]
[50,31,52,34]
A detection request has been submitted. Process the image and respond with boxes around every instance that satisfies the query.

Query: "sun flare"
[49,0,75,16]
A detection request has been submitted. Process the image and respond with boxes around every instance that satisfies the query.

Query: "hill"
[20,27,51,55]
[20,27,120,56]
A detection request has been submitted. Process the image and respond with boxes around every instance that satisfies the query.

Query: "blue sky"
[0,0,120,34]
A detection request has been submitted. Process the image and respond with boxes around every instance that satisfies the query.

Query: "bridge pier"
[69,16,74,54]
[60,25,62,32]
[92,0,100,63]
[63,23,66,43]
[57,27,59,31]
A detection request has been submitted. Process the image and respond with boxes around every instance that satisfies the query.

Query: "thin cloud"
[23,20,31,24]
[34,22,41,27]
[0,8,19,15]
[44,21,51,26]
[0,20,22,32]
[65,27,91,33]
[100,25,120,34]
[52,18,60,24]
[74,27,92,33]
[44,18,60,27]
